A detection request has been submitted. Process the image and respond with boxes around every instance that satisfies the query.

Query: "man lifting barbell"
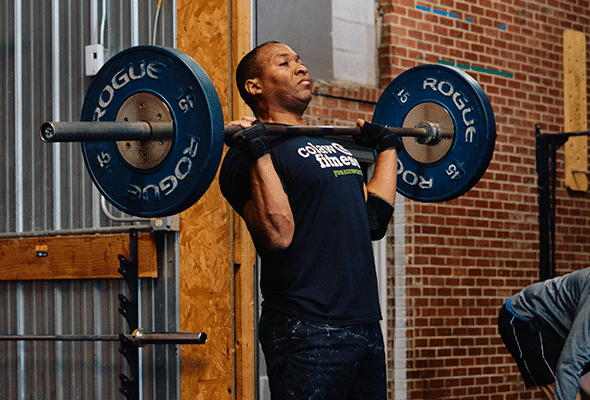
[37,42,498,398]
[39,42,497,397]
[219,41,401,399]
[39,45,496,217]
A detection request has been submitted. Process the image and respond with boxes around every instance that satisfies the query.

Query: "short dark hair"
[236,41,281,112]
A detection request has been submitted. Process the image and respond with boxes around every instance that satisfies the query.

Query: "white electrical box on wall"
[85,44,105,76]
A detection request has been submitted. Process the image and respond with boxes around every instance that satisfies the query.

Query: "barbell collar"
[40,121,174,143]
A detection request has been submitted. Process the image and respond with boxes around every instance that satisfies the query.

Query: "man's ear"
[245,78,262,96]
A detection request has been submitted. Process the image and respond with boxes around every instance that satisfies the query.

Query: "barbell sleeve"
[132,329,207,347]
[40,121,174,142]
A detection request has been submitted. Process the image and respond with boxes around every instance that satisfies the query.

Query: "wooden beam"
[563,29,588,192]
[230,1,256,399]
[176,1,255,398]
[177,1,234,399]
[0,233,157,281]
[231,0,255,122]
[233,212,256,400]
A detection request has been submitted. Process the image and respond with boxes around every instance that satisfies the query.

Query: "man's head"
[236,42,312,120]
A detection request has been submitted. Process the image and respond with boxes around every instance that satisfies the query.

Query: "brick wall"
[304,0,590,399]
[306,79,382,125]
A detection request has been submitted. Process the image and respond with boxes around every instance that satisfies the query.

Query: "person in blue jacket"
[219,41,401,399]
[498,267,590,400]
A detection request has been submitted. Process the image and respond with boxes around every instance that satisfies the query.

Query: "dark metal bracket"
[118,229,140,400]
[116,229,207,400]
[535,125,590,281]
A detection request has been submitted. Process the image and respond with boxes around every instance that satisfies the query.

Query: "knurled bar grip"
[0,330,207,346]
[223,124,428,137]
[40,121,432,142]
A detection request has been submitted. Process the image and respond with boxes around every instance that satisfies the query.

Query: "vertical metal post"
[550,141,559,280]
[535,125,572,281]
[118,229,140,400]
[535,125,552,281]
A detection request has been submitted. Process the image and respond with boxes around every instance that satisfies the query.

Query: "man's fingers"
[228,116,256,129]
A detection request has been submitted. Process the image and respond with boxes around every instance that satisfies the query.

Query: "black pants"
[259,308,387,400]
[498,304,565,387]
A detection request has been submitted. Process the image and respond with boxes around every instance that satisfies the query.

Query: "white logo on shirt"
[297,142,360,169]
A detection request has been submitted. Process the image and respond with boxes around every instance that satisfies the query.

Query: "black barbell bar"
[0,329,207,346]
[222,124,430,137]
[40,120,448,144]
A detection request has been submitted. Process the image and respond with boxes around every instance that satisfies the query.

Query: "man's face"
[256,43,313,112]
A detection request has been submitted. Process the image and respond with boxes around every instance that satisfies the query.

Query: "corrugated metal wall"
[1,0,177,232]
[0,1,181,399]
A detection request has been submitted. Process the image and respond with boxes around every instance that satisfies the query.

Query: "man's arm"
[355,118,399,203]
[224,118,295,251]
[353,119,400,239]
[242,154,295,251]
[366,148,398,204]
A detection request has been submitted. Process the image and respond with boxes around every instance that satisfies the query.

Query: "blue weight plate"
[81,46,224,217]
[372,64,496,202]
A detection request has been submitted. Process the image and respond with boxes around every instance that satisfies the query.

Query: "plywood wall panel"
[177,0,233,398]
[177,1,255,398]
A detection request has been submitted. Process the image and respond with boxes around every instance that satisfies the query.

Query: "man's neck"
[261,115,307,126]
[255,108,308,126]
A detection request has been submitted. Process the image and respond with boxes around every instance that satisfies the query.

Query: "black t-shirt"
[219,134,382,325]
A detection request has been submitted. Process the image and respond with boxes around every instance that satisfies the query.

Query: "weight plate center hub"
[403,103,455,164]
[116,92,174,170]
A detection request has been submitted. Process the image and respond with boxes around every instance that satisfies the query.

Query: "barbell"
[0,329,207,347]
[40,45,496,217]
[41,121,449,143]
